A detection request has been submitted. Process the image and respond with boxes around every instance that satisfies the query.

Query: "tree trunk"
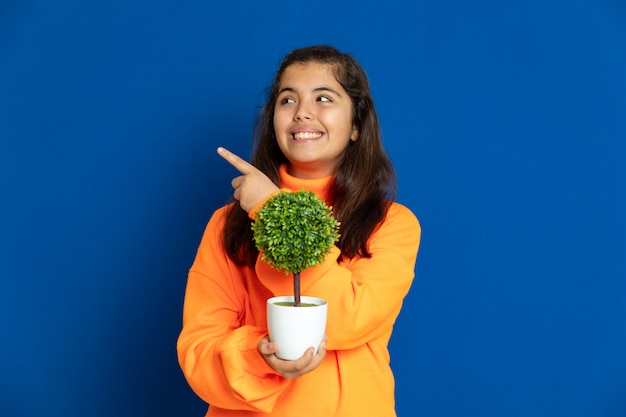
[293,272,301,307]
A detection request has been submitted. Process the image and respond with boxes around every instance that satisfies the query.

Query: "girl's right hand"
[217,147,279,213]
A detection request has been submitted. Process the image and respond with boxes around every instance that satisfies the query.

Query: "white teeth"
[293,132,322,140]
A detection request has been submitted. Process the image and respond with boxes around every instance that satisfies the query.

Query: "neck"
[286,162,335,180]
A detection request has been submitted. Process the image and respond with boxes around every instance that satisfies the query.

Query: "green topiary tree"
[252,190,340,307]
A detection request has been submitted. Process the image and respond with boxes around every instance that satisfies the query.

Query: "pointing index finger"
[217,147,254,175]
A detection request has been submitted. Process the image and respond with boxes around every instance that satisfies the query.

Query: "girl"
[177,45,421,417]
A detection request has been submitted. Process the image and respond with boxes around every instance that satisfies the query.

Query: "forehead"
[278,62,342,89]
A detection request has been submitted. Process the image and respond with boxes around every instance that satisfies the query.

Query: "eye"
[279,97,295,105]
[317,95,332,102]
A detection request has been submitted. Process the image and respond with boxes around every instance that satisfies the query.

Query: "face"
[273,62,358,179]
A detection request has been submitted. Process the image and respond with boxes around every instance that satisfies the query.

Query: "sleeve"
[255,203,421,350]
[177,207,290,413]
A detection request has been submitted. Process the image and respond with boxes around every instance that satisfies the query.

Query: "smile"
[293,132,323,140]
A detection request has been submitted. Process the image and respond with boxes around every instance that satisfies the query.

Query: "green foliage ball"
[252,190,340,275]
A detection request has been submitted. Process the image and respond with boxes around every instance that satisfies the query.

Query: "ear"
[350,127,359,142]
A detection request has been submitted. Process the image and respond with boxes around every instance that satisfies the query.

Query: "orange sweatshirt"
[177,165,421,417]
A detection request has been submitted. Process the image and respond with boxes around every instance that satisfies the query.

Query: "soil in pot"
[273,301,318,307]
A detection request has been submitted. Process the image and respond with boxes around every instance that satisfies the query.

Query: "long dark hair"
[223,45,396,267]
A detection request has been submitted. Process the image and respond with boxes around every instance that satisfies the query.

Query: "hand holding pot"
[258,335,327,379]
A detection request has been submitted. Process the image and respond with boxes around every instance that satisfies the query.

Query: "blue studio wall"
[1,1,625,416]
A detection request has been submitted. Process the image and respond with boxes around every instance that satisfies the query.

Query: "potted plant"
[252,190,340,360]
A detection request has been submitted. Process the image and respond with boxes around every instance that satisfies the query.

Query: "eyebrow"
[277,86,343,97]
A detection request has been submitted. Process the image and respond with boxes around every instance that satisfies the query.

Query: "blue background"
[1,1,625,416]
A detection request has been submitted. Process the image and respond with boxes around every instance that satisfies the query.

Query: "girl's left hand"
[258,336,327,379]
[217,147,279,213]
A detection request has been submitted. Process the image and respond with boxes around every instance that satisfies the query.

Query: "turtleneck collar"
[278,164,333,203]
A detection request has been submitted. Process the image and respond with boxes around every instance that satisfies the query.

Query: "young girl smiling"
[178,45,421,417]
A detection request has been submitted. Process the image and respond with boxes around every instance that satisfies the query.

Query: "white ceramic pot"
[266,296,328,360]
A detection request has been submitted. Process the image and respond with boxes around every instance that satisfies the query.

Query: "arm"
[176,208,289,413]
[255,203,421,350]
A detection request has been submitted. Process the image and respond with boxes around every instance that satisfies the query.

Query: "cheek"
[273,110,288,134]
[324,106,353,131]
[330,112,355,137]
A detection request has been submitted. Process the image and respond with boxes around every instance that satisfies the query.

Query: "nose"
[294,103,313,121]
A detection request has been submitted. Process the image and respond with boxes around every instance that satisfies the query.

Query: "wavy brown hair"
[223,45,396,267]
